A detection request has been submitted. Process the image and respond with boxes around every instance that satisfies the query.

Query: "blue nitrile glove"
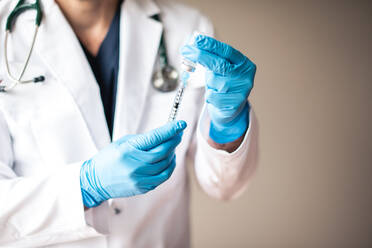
[181,35,256,144]
[80,120,187,208]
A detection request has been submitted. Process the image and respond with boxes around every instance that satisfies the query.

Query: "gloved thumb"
[129,120,187,151]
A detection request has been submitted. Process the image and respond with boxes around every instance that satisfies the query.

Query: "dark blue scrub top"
[81,5,121,138]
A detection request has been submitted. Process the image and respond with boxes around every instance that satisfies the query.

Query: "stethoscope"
[1,0,179,93]
[151,14,179,92]
[1,0,45,92]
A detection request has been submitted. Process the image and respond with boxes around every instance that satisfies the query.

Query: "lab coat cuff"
[7,163,110,246]
[195,102,258,200]
[65,162,110,236]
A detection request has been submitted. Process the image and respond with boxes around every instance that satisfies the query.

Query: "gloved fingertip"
[175,120,187,131]
[190,31,208,45]
[193,34,205,46]
[180,45,193,55]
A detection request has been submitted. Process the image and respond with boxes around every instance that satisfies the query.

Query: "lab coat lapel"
[113,0,162,140]
[33,2,111,150]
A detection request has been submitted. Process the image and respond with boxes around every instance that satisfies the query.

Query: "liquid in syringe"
[168,59,196,122]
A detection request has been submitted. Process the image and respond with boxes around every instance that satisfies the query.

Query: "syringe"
[168,59,196,122]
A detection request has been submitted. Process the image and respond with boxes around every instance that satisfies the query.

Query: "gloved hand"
[181,34,256,144]
[80,120,187,208]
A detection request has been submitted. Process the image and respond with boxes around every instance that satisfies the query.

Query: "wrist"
[209,102,249,144]
[207,133,245,153]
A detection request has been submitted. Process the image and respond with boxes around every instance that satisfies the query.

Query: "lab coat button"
[114,207,121,215]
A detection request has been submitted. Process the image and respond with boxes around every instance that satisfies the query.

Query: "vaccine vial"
[168,32,202,122]
[181,59,196,73]
[168,59,196,122]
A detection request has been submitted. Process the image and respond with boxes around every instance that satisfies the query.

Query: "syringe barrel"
[168,85,186,122]
[167,58,195,122]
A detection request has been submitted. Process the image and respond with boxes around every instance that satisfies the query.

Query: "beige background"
[175,0,372,247]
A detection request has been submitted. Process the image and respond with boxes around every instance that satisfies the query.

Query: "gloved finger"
[138,184,156,193]
[192,34,246,65]
[205,71,254,93]
[205,88,248,110]
[139,155,176,187]
[204,71,229,92]
[128,132,182,163]
[127,120,187,151]
[115,134,136,146]
[135,153,175,176]
[145,132,181,162]
[181,45,234,76]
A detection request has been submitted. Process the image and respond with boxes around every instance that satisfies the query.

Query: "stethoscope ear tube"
[6,0,43,32]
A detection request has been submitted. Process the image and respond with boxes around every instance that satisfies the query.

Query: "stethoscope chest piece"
[151,14,180,93]
[152,65,179,92]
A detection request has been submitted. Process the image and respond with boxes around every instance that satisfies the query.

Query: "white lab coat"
[0,0,258,247]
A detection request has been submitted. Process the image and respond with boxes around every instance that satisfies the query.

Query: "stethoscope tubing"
[1,2,178,93]
[3,25,40,91]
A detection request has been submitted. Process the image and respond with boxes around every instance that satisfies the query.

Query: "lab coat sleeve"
[191,15,259,201]
[194,104,258,201]
[0,112,108,247]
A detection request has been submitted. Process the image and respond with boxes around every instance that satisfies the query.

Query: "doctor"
[0,0,258,247]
